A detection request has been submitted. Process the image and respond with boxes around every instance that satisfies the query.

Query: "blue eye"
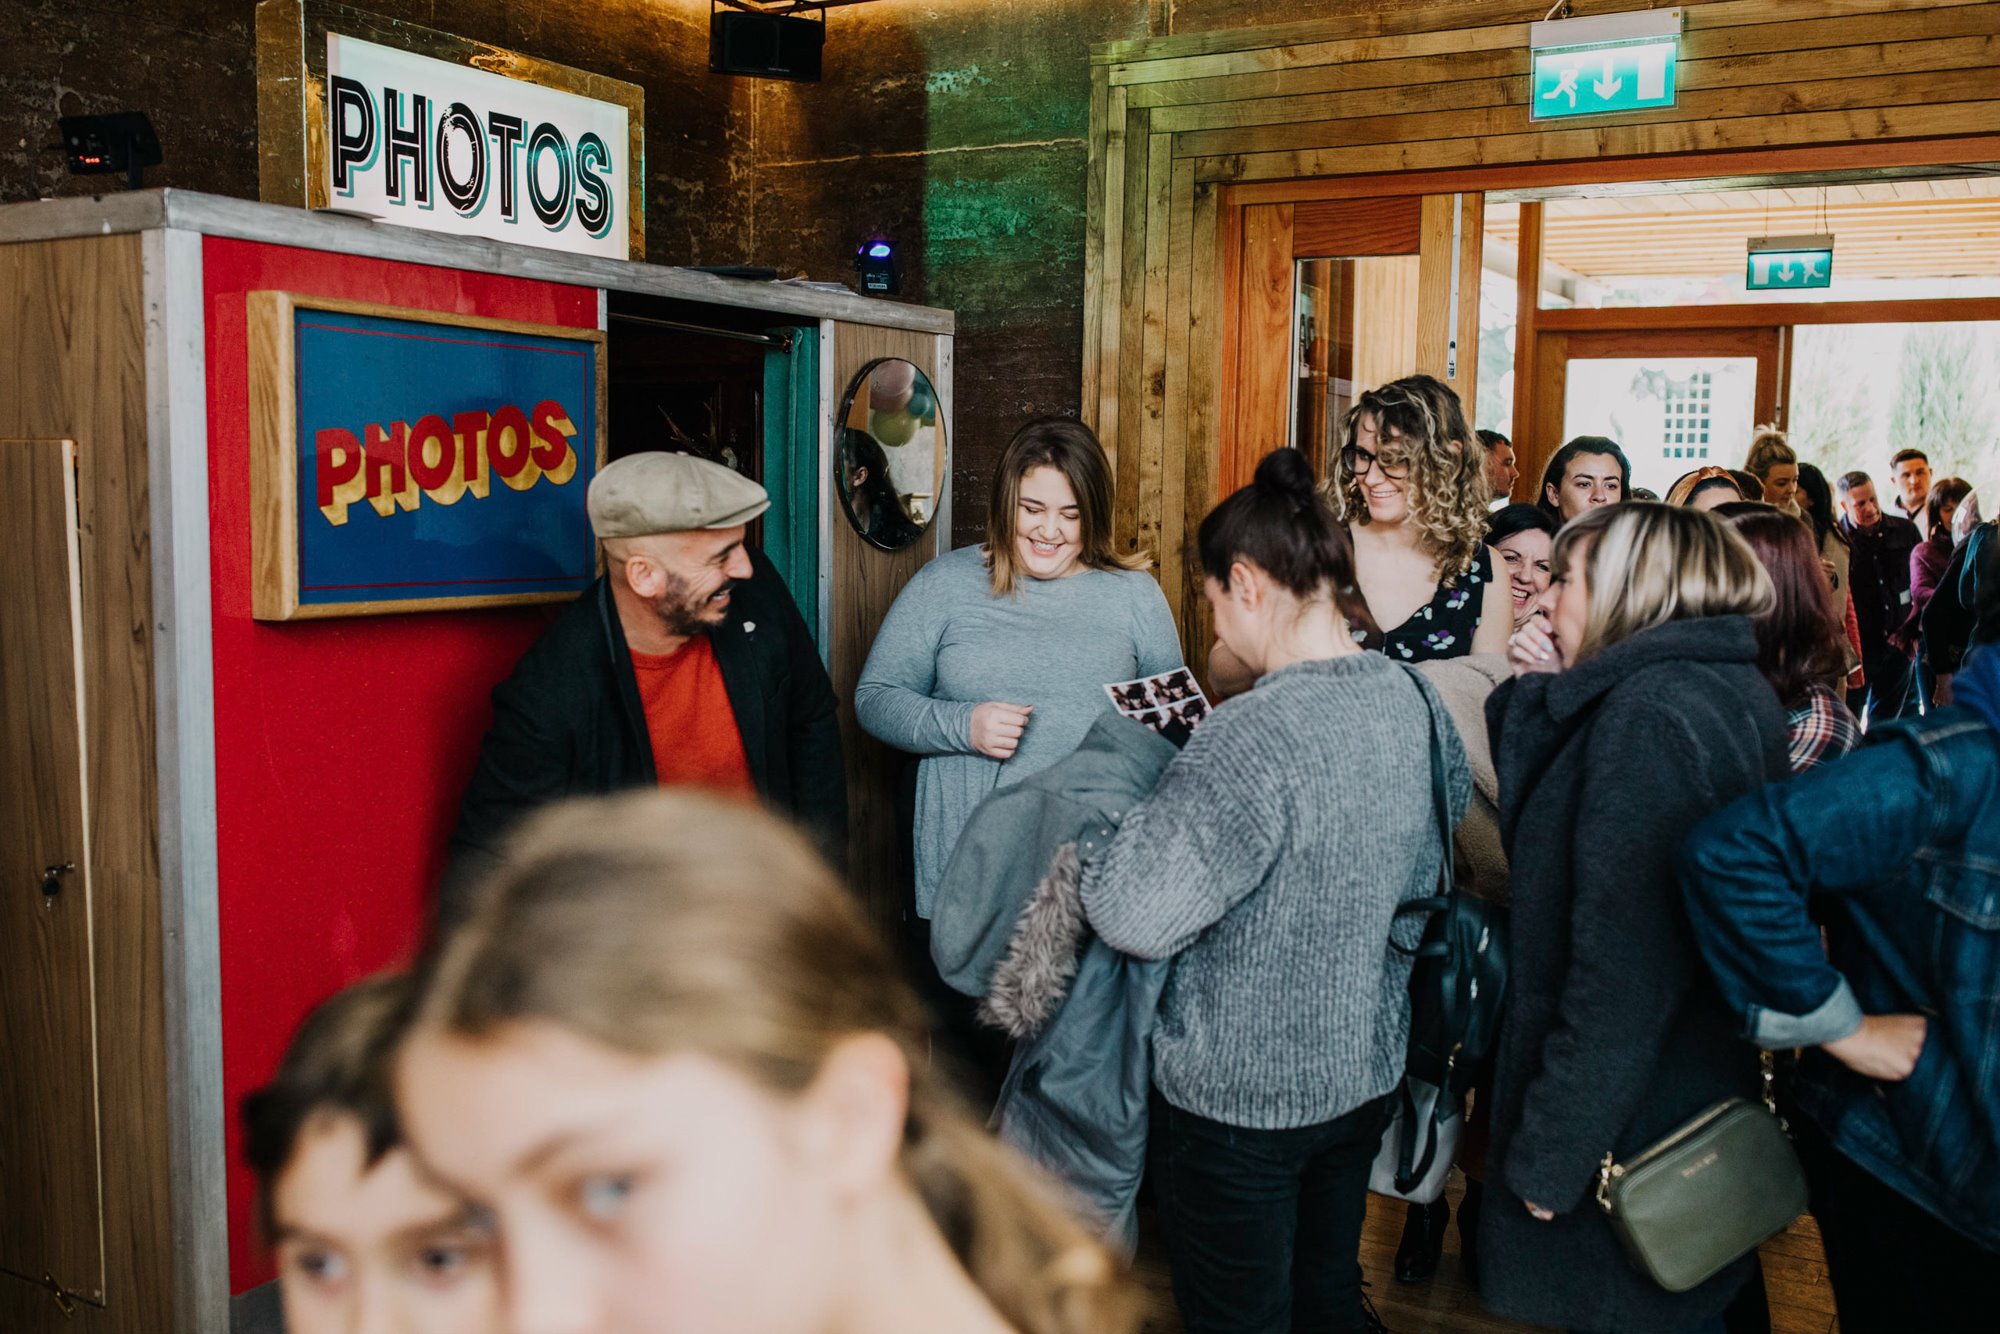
[577,1174,635,1221]
[291,1247,349,1286]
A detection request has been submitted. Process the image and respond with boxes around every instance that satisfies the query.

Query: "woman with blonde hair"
[1744,428,1800,514]
[1480,504,1793,1334]
[395,789,1141,1334]
[857,417,1181,924]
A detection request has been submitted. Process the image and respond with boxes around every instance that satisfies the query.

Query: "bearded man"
[443,451,844,918]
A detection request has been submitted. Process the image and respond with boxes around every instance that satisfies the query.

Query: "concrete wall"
[0,0,1334,544]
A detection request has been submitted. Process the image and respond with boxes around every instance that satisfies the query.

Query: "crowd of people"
[241,377,1998,1334]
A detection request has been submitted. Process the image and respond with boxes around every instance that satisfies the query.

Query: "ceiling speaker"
[710,10,825,82]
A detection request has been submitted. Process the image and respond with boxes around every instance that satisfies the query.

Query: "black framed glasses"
[1340,442,1410,479]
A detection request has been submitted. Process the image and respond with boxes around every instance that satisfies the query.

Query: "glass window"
[1562,356,1759,497]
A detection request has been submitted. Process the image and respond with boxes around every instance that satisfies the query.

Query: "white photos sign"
[325,34,632,260]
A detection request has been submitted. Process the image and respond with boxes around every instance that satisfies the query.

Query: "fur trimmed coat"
[930,712,1178,1247]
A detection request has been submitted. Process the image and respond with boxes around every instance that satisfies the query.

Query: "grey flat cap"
[587,451,770,537]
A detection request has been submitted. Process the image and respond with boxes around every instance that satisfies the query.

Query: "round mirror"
[836,358,945,551]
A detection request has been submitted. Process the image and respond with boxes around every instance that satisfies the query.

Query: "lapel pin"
[743,621,756,634]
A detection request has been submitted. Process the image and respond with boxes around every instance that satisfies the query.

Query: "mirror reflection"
[838,358,944,551]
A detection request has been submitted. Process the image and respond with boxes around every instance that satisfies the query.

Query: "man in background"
[1838,470,1921,725]
[1479,428,1517,503]
[1890,448,1932,523]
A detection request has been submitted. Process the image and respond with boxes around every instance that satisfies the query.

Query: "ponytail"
[1199,448,1363,620]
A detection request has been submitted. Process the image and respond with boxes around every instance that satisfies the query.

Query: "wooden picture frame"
[247,291,608,620]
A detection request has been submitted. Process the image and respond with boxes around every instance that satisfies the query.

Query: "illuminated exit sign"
[1530,7,1682,121]
[1747,235,1835,291]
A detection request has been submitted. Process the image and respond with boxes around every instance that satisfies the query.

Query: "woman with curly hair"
[1209,376,1507,695]
[1332,374,1511,663]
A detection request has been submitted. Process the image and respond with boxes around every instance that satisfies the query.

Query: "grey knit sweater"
[1080,652,1471,1130]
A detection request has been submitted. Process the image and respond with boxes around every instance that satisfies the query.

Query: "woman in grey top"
[1082,448,1469,1334]
[856,418,1182,918]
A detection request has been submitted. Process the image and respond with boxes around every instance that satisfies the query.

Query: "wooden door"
[0,438,106,1313]
[1220,192,1483,495]
[1531,326,1784,499]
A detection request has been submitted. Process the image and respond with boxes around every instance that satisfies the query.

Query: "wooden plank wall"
[826,323,950,936]
[0,236,177,1333]
[1082,0,2000,657]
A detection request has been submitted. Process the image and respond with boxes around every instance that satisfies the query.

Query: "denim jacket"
[1679,653,2000,1249]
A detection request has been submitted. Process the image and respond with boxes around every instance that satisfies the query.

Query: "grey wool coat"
[1477,616,1792,1334]
[929,712,1178,1249]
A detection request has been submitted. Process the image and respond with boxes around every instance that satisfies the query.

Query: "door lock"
[41,862,75,899]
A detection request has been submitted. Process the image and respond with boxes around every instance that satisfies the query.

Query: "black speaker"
[710,10,824,81]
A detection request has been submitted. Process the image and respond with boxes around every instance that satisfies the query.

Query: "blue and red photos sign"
[250,295,605,619]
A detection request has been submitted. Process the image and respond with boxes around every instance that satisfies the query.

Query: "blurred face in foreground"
[272,1113,497,1334]
[397,1019,910,1334]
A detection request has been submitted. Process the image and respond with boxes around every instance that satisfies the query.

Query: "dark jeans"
[1851,648,1915,727]
[1150,1091,1392,1334]
[1793,1111,1998,1333]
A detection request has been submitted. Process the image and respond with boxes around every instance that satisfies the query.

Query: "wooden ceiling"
[1485,177,2000,280]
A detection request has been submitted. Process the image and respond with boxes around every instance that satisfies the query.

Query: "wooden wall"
[1084,0,2000,657]
[0,236,177,1333]
[826,323,952,935]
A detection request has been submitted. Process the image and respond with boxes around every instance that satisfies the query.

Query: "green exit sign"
[1747,236,1835,291]
[1530,8,1682,121]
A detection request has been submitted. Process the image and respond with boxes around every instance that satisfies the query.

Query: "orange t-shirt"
[628,637,755,798]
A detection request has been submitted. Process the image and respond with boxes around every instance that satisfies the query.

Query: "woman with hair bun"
[1080,448,1470,1334]
[397,789,1141,1334]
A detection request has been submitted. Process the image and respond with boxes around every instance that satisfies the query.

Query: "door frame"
[1531,325,1785,498]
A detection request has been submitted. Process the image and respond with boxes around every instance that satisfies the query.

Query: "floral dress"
[1351,546,1493,663]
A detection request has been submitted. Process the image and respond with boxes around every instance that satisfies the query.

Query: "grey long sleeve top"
[1081,652,1470,1130]
[855,545,1183,916]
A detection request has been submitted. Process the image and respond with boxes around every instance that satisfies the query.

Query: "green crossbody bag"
[1594,1056,1810,1294]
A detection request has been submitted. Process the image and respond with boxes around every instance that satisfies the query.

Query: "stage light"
[854,237,900,295]
[56,112,162,190]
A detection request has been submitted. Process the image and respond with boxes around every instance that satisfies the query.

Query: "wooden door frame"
[1218,190,1481,498]
[1530,326,1783,501]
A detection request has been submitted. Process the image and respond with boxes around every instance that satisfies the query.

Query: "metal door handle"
[42,861,74,898]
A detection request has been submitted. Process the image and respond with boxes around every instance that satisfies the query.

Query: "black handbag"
[1379,675,1510,1194]
[1594,1054,1809,1293]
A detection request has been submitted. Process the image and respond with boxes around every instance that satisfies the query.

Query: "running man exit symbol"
[1531,38,1679,118]
[1746,236,1835,291]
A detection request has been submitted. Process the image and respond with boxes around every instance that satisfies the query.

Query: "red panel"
[203,237,598,1291]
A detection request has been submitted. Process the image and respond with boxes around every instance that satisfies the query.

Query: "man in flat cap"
[442,452,845,918]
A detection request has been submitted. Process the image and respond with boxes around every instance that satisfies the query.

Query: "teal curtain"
[760,327,820,643]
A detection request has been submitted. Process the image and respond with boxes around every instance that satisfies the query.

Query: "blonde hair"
[985,418,1145,596]
[1550,503,1775,664]
[1743,426,1796,479]
[413,791,1140,1334]
[1332,375,1489,580]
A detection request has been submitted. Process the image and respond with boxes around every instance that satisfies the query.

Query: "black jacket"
[1477,617,1791,1334]
[1842,514,1921,655]
[442,549,845,921]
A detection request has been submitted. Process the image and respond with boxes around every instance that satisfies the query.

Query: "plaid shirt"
[1786,683,1862,774]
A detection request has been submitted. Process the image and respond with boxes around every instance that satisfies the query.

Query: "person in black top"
[1836,469,1921,726]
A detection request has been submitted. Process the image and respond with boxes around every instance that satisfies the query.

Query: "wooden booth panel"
[0,236,175,1333]
[825,322,950,934]
[0,438,106,1312]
